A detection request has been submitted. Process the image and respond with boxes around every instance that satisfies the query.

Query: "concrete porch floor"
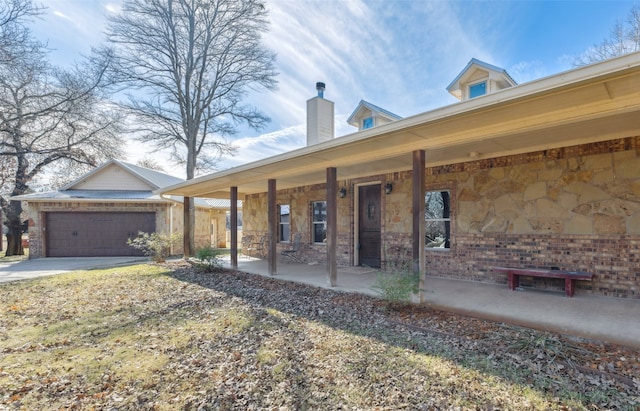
[222,257,640,349]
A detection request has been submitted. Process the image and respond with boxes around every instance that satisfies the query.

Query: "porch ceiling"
[159,53,640,199]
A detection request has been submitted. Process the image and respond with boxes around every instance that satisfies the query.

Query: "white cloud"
[104,2,121,14]
[219,124,306,169]
[52,11,72,21]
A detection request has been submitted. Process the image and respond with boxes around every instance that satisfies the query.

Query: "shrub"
[192,246,224,272]
[371,259,421,304]
[127,231,181,263]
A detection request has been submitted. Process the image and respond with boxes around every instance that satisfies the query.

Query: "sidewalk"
[223,258,640,349]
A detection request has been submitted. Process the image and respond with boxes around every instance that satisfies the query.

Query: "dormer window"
[447,58,517,101]
[362,117,374,129]
[469,81,487,99]
[347,101,402,131]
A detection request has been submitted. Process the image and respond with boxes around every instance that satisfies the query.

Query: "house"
[13,159,227,258]
[158,53,640,299]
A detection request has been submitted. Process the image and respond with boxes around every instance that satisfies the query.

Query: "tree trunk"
[4,200,24,256]
[183,196,192,258]
[183,138,196,258]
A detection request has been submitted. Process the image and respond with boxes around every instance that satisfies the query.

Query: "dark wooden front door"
[358,184,381,267]
[46,212,156,257]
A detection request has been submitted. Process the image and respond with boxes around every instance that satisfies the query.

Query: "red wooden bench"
[494,267,594,297]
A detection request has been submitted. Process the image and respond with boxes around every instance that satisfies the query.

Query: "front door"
[358,184,381,267]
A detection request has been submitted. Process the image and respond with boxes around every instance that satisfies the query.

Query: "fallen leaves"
[0,261,638,410]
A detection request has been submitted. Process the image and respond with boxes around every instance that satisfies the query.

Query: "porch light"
[385,183,393,194]
[339,187,347,198]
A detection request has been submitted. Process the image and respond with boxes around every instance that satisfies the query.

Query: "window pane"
[313,201,326,222]
[425,191,446,219]
[426,220,449,247]
[313,223,326,243]
[470,81,486,98]
[225,211,243,229]
[280,224,290,242]
[280,205,290,223]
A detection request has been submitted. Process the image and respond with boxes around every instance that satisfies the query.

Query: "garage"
[45,212,156,257]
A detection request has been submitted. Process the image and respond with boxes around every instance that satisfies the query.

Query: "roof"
[156,52,640,200]
[11,159,230,209]
[205,199,244,209]
[61,159,183,190]
[12,190,166,202]
[346,100,403,127]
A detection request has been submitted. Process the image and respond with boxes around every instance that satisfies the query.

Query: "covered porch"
[159,53,640,300]
[220,257,640,349]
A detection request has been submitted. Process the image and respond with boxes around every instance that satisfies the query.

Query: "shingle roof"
[205,199,243,209]
[117,161,184,189]
[12,190,165,201]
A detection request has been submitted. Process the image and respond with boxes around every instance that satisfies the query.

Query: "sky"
[30,0,638,179]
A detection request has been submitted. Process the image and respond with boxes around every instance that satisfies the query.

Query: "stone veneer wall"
[194,206,212,249]
[242,136,640,298]
[422,137,640,299]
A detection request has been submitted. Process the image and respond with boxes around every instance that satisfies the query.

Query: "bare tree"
[104,0,277,256]
[137,157,166,172]
[0,0,124,255]
[575,4,640,65]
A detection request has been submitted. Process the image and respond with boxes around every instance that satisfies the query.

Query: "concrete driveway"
[0,257,149,283]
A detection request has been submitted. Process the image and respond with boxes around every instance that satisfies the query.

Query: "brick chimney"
[306,82,334,145]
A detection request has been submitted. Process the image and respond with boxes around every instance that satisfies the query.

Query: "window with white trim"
[312,201,327,244]
[279,204,290,243]
[469,81,487,98]
[425,190,450,249]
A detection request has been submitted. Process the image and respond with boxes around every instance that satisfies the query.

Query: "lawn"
[0,261,637,410]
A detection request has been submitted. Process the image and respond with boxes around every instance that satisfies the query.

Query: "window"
[225,211,243,229]
[279,204,290,243]
[312,201,327,244]
[469,81,487,99]
[425,190,450,249]
[362,116,374,130]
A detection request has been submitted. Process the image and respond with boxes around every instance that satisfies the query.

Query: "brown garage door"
[46,212,156,257]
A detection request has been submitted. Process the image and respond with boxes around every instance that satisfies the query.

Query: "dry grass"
[0,261,637,410]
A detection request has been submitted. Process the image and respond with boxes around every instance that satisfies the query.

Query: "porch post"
[412,150,426,302]
[230,186,238,268]
[268,179,277,275]
[326,167,338,287]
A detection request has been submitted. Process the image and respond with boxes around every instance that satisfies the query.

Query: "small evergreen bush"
[192,246,224,272]
[371,258,421,304]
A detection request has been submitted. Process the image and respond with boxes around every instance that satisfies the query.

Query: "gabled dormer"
[447,58,517,101]
[347,100,402,131]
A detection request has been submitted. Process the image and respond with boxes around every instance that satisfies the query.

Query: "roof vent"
[316,82,325,98]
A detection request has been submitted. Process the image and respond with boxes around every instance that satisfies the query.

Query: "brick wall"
[425,233,639,298]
